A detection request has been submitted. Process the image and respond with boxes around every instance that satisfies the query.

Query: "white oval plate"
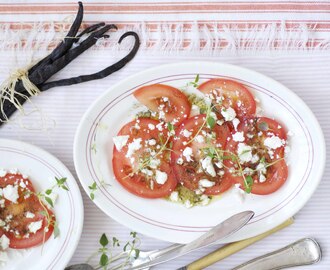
[74,62,325,244]
[0,139,84,269]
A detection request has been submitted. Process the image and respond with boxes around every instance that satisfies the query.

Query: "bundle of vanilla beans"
[0,1,140,126]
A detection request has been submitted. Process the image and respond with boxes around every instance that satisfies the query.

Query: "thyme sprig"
[89,232,141,270]
[89,181,97,200]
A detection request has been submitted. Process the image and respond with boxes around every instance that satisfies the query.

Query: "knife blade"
[130,210,254,270]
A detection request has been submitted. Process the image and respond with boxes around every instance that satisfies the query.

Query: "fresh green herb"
[207,116,216,129]
[88,232,141,269]
[188,74,200,88]
[244,175,253,193]
[89,181,97,200]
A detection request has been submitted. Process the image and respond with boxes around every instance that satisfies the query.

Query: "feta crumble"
[232,131,245,142]
[221,107,236,121]
[201,156,216,177]
[125,138,142,158]
[237,143,253,163]
[194,135,204,143]
[182,147,193,162]
[190,105,200,116]
[198,179,215,188]
[182,129,192,138]
[169,191,179,202]
[155,170,168,185]
[25,212,35,219]
[0,235,9,250]
[264,135,285,149]
[0,169,6,178]
[113,135,129,151]
[3,185,19,203]
[148,124,155,130]
[28,220,43,234]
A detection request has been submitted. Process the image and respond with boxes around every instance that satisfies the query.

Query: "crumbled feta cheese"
[148,123,155,130]
[214,161,223,168]
[113,135,129,151]
[141,169,153,176]
[182,147,193,162]
[243,167,254,175]
[264,135,285,149]
[200,195,211,206]
[184,200,193,208]
[162,97,169,102]
[9,168,18,174]
[176,157,184,165]
[28,220,43,234]
[3,185,19,203]
[155,170,168,185]
[221,107,236,121]
[256,162,267,174]
[194,135,204,143]
[156,123,164,131]
[149,158,160,169]
[237,143,253,163]
[198,179,215,188]
[25,212,35,219]
[216,119,224,126]
[201,156,216,177]
[190,105,200,116]
[232,118,240,131]
[232,131,245,142]
[159,111,165,120]
[148,139,157,146]
[125,138,142,158]
[0,235,9,250]
[169,191,179,202]
[182,129,192,138]
[237,100,242,107]
[259,174,266,183]
[251,154,259,164]
[19,181,26,188]
[0,169,6,178]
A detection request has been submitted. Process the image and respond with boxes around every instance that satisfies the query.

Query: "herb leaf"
[100,253,109,267]
[207,116,215,129]
[100,233,109,247]
[244,175,253,193]
[53,223,60,238]
[258,121,269,131]
[45,196,54,208]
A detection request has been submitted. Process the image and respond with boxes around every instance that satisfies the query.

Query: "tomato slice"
[198,79,256,118]
[225,117,288,195]
[171,115,233,195]
[0,173,55,249]
[133,84,191,125]
[112,118,177,198]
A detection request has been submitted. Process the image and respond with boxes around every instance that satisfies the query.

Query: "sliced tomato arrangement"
[0,173,55,249]
[198,78,256,119]
[171,115,233,195]
[133,84,191,125]
[113,78,290,204]
[225,117,288,195]
[112,118,177,198]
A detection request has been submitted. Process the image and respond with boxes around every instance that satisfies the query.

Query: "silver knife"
[130,210,254,270]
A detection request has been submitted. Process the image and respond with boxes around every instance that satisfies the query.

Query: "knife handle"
[232,238,321,270]
[186,218,294,270]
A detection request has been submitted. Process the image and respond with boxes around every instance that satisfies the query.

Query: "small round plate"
[74,62,325,244]
[0,139,84,269]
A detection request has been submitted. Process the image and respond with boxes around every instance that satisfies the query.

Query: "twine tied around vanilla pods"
[0,66,40,123]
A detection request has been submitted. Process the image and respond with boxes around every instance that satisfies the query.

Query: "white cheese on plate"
[148,123,155,130]
[182,147,193,162]
[194,135,204,143]
[232,131,245,142]
[201,156,216,177]
[184,200,193,209]
[198,179,215,188]
[125,138,142,158]
[0,169,6,178]
[155,170,168,185]
[0,235,9,250]
[182,129,192,138]
[190,105,200,116]
[237,143,253,163]
[3,185,19,203]
[113,135,129,151]
[200,195,211,206]
[232,118,240,131]
[25,212,35,219]
[264,135,285,149]
[221,107,236,121]
[169,191,179,202]
[28,220,43,234]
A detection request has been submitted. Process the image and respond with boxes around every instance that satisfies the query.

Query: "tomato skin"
[133,84,191,125]
[112,118,178,198]
[225,117,288,195]
[0,173,55,249]
[198,79,256,118]
[171,115,233,195]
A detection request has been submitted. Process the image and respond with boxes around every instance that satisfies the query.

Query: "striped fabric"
[0,1,329,269]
